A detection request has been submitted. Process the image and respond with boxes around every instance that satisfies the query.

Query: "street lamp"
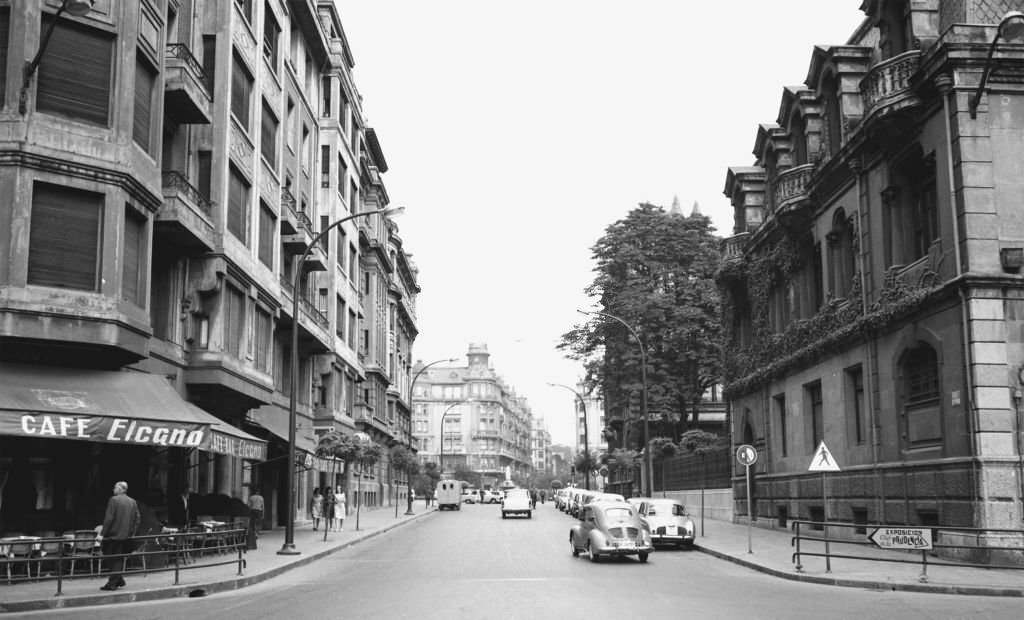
[548,382,590,490]
[20,0,95,115]
[970,10,1024,118]
[578,308,653,498]
[279,205,404,556]
[439,399,471,475]
[405,357,457,514]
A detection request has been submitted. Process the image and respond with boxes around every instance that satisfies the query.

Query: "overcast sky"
[337,1,867,446]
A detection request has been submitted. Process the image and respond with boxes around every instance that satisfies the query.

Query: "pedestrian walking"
[247,488,264,550]
[99,481,140,591]
[323,486,336,532]
[334,486,346,531]
[311,487,324,531]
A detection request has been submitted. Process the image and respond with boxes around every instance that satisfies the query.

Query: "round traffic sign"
[736,444,757,466]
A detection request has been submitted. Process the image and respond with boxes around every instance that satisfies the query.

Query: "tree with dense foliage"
[413,462,441,499]
[389,445,420,516]
[559,202,722,445]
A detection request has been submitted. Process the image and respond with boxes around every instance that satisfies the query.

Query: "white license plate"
[666,526,677,534]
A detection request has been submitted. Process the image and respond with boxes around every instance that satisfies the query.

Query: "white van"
[435,480,462,511]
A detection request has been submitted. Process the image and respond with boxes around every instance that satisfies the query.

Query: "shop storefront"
[0,363,265,536]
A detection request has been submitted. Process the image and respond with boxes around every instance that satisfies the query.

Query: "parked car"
[593,492,626,504]
[461,489,478,504]
[483,490,503,504]
[569,502,654,563]
[501,488,532,519]
[635,499,695,548]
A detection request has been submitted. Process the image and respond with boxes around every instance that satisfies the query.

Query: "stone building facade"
[719,0,1024,543]
[0,0,417,534]
[412,344,533,482]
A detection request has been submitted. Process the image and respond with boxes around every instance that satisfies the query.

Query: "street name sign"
[868,527,933,550]
[808,441,840,472]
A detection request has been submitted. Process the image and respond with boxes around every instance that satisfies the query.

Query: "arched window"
[790,111,808,166]
[828,209,856,298]
[900,343,941,446]
[820,73,842,159]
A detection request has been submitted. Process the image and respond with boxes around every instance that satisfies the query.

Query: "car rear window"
[604,507,632,520]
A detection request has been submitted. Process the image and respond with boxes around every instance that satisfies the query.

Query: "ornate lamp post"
[279,206,404,556]
[405,357,457,514]
[970,11,1024,118]
[547,382,590,490]
[578,309,653,497]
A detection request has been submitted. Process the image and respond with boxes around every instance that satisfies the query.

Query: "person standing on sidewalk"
[247,488,264,550]
[335,486,346,531]
[100,481,139,591]
[311,487,324,531]
[323,487,336,532]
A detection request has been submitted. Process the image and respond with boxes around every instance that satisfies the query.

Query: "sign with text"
[868,527,933,550]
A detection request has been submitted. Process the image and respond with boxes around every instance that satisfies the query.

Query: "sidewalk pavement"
[0,504,438,614]
[693,517,1024,597]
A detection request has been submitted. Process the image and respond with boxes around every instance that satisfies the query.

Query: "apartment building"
[412,344,533,482]
[0,0,416,534]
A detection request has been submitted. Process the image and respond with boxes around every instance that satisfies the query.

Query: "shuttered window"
[36,16,113,126]
[254,306,272,372]
[224,283,246,358]
[122,205,147,305]
[261,100,277,166]
[320,145,330,188]
[227,166,249,244]
[231,54,252,129]
[201,35,216,93]
[0,8,10,105]
[335,296,345,339]
[197,150,212,201]
[258,201,275,268]
[133,55,157,153]
[28,183,103,291]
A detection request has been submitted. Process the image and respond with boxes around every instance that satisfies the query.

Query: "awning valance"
[0,363,266,460]
[248,404,317,454]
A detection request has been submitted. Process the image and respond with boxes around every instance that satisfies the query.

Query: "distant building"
[531,416,552,474]
[412,344,533,480]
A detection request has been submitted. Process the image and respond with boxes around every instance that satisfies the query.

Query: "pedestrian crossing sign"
[808,441,840,472]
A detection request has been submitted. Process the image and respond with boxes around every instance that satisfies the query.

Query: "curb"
[0,510,436,614]
[693,543,1024,598]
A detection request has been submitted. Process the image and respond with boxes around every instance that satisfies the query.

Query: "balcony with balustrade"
[860,50,922,129]
[772,163,816,228]
[720,232,750,268]
[157,171,215,253]
[164,43,212,124]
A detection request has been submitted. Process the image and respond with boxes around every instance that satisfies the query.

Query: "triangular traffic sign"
[808,441,840,472]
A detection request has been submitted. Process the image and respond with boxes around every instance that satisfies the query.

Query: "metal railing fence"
[1,525,247,596]
[791,519,1024,583]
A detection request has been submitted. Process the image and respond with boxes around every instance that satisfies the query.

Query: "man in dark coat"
[167,487,192,529]
[100,481,140,591]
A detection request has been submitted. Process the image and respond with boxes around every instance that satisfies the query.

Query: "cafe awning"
[0,362,265,460]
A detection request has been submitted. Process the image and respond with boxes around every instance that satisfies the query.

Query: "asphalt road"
[15,502,1021,620]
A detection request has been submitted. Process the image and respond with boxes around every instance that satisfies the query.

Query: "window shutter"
[231,55,251,128]
[28,183,103,290]
[37,17,113,125]
[0,9,9,104]
[227,166,248,243]
[201,35,216,93]
[133,56,157,152]
[122,205,146,304]
[258,202,274,267]
[261,102,277,165]
[197,151,213,201]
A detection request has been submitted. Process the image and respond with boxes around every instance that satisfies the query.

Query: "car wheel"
[638,552,649,563]
[527,510,532,519]
[683,541,694,550]
[570,536,579,557]
[501,512,506,519]
[587,542,600,563]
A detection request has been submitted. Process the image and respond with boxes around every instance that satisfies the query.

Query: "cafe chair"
[66,529,99,576]
[3,538,40,582]
[36,531,63,576]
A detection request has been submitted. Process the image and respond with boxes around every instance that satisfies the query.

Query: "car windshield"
[603,507,632,520]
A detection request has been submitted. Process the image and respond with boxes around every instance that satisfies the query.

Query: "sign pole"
[822,471,830,573]
[745,463,753,554]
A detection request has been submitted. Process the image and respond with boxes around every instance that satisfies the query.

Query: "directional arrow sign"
[808,441,840,472]
[868,527,933,550]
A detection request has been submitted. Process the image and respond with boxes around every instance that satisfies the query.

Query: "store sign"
[206,431,267,460]
[5,413,206,448]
